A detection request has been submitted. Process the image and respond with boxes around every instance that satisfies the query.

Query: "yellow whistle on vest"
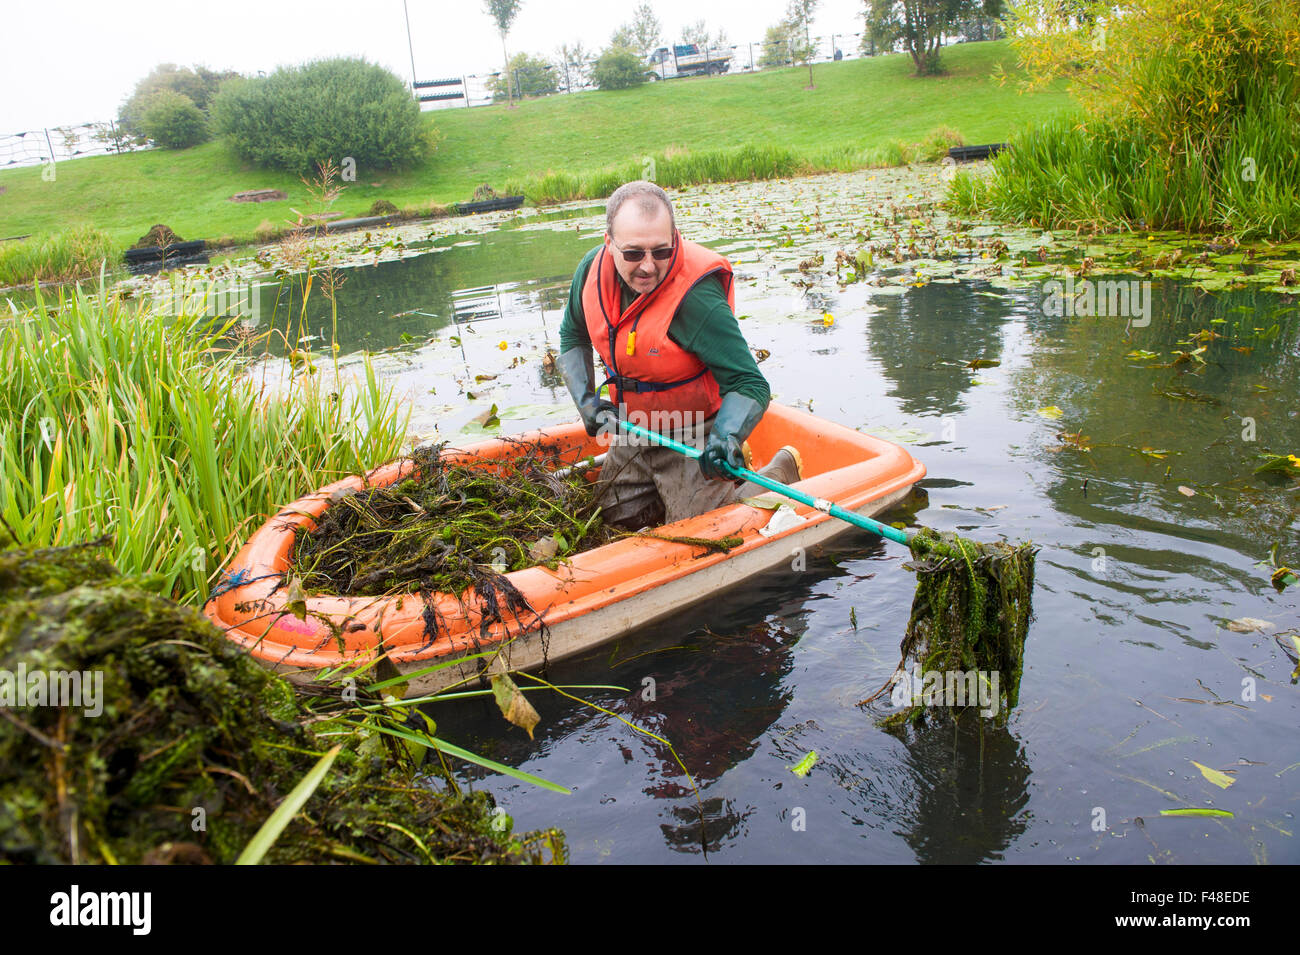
[625,331,636,356]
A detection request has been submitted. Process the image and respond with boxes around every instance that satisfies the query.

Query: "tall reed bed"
[970,0,1300,238]
[947,99,1300,237]
[507,130,965,205]
[0,281,409,605]
[0,226,117,288]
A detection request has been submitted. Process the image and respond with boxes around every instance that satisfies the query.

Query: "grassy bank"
[0,41,1069,274]
[0,282,409,605]
[0,226,115,287]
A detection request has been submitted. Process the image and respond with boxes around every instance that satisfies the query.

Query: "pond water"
[157,171,1300,862]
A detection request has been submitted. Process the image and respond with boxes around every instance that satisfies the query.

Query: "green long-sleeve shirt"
[558,245,770,407]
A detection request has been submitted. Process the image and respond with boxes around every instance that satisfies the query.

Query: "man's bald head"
[605,180,675,235]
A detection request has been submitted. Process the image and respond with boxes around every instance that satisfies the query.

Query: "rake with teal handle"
[614,418,912,547]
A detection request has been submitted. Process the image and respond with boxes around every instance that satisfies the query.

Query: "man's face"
[608,202,674,296]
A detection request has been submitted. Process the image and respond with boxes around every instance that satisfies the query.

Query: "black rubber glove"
[700,393,765,480]
[557,347,618,437]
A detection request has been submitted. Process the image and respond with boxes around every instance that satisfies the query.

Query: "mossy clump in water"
[130,224,183,249]
[0,538,565,864]
[864,528,1037,728]
[294,443,612,599]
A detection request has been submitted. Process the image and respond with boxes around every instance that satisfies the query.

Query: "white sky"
[2,0,870,131]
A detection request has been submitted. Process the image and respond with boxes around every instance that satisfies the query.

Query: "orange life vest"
[581,232,733,421]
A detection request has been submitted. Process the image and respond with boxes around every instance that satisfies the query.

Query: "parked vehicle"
[645,43,732,80]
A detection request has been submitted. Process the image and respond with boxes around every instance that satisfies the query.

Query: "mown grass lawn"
[0,40,1070,252]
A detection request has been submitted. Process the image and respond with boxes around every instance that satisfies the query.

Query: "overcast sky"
[2,0,870,131]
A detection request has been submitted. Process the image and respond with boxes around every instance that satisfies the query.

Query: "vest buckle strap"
[602,367,709,394]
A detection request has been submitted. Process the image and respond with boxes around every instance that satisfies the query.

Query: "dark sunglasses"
[612,240,674,263]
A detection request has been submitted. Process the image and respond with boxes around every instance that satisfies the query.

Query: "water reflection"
[249,226,596,354]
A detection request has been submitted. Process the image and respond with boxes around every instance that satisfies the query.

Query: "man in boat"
[557,180,802,529]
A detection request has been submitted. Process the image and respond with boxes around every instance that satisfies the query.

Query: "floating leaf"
[790,751,818,777]
[1036,405,1064,420]
[1224,617,1275,633]
[1191,760,1236,789]
[1253,454,1300,477]
[1125,349,1160,361]
[474,373,497,383]
[1139,447,1170,459]
[1177,485,1196,497]
[965,358,1000,369]
[1271,566,1298,592]
[491,672,541,740]
[496,403,569,420]
[1051,431,1091,452]
[1160,808,1233,818]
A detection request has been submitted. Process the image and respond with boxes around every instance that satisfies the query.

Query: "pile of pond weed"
[0,536,564,864]
[294,442,613,601]
[863,528,1038,729]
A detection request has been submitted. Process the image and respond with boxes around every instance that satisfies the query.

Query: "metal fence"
[0,121,152,170]
[417,23,1003,110]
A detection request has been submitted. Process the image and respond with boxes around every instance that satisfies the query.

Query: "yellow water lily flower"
[498,341,508,350]
[822,313,834,326]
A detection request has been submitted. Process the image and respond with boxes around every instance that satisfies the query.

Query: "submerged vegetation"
[953,0,1300,237]
[865,530,1038,728]
[0,537,564,864]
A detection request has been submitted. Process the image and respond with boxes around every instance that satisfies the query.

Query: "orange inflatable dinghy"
[204,404,924,695]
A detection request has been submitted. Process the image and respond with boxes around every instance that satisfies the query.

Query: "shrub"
[211,57,436,174]
[487,53,559,101]
[591,47,649,90]
[140,90,209,149]
[119,64,240,138]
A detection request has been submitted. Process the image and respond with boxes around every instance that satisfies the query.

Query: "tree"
[118,63,239,138]
[554,41,593,92]
[786,0,821,87]
[610,2,663,59]
[487,52,558,100]
[591,47,650,90]
[760,22,797,68]
[864,0,1002,75]
[760,2,820,83]
[680,20,728,52]
[483,0,524,107]
[140,90,209,149]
